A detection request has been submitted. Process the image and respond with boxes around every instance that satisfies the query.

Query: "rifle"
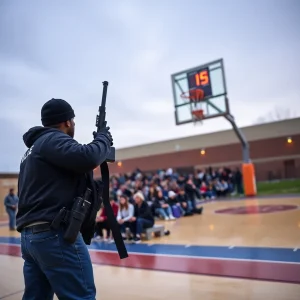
[95,81,128,259]
[96,81,115,163]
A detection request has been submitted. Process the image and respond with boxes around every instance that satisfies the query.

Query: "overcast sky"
[0,0,299,172]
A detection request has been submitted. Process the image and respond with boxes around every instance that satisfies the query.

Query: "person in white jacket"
[117,195,135,241]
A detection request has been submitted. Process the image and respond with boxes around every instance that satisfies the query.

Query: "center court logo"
[215,204,298,215]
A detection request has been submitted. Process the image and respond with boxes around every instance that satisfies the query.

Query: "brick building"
[96,118,300,181]
[1,118,299,217]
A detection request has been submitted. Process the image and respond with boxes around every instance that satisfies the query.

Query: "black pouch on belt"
[63,188,92,244]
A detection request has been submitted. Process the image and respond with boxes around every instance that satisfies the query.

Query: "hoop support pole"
[224,113,256,196]
[224,114,250,163]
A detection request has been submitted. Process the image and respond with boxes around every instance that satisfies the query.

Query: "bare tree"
[254,106,297,124]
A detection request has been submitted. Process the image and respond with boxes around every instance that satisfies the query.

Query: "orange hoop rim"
[181,88,205,103]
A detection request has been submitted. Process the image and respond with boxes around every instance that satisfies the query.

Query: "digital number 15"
[195,70,209,86]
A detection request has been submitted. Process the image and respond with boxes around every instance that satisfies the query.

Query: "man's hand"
[130,217,136,222]
[93,126,113,146]
[97,217,104,222]
[118,219,124,224]
[162,204,168,208]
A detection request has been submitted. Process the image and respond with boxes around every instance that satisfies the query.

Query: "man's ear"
[65,120,71,128]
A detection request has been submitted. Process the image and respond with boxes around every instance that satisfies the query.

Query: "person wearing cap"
[16,98,113,299]
[130,191,154,243]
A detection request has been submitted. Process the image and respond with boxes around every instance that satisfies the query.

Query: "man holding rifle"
[16,82,126,299]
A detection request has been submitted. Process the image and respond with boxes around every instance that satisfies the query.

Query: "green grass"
[257,179,300,195]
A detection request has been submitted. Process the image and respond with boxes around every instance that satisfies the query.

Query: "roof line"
[115,117,300,151]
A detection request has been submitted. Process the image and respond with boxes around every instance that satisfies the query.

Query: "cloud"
[0,0,300,172]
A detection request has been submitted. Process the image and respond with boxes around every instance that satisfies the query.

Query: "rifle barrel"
[101,81,109,107]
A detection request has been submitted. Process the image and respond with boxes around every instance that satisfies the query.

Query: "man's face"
[9,189,14,195]
[134,196,141,205]
[66,119,75,138]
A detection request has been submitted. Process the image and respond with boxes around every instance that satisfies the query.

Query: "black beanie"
[41,98,75,126]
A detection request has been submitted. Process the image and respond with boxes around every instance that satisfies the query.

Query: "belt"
[26,223,51,234]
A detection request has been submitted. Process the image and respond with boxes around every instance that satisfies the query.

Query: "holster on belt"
[50,188,92,244]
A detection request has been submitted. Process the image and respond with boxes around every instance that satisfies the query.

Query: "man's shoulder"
[142,201,149,207]
[39,130,74,150]
[43,130,71,142]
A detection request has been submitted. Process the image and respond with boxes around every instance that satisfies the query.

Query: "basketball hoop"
[181,88,205,125]
[181,88,205,102]
[191,109,204,125]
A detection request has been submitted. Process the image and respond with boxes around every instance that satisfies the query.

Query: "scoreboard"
[187,67,212,98]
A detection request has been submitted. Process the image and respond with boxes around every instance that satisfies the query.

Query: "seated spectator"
[207,182,216,199]
[185,179,202,214]
[200,182,215,199]
[215,179,229,197]
[147,186,157,202]
[130,191,154,243]
[95,198,119,243]
[168,191,184,217]
[176,188,193,216]
[117,195,135,241]
[153,190,175,220]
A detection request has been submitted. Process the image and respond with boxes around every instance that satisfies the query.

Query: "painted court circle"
[215,204,298,215]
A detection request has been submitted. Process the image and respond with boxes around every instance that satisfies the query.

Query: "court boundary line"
[0,238,298,250]
[0,242,299,265]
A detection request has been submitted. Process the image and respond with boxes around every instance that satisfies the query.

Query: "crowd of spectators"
[94,166,244,243]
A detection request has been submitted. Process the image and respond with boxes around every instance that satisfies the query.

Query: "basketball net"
[192,109,204,126]
[181,89,205,126]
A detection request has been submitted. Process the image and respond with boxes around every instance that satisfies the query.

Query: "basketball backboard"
[171,59,230,125]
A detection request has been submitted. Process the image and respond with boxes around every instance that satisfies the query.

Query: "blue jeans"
[182,201,193,213]
[132,218,153,236]
[6,207,16,229]
[119,221,134,234]
[202,191,215,198]
[187,200,193,211]
[155,207,173,218]
[21,226,96,300]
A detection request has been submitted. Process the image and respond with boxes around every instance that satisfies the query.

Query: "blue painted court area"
[1,236,299,263]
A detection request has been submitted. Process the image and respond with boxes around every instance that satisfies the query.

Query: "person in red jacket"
[95,198,119,243]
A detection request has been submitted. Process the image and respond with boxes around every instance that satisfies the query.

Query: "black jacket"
[134,201,154,224]
[152,196,168,209]
[185,183,200,201]
[176,194,188,204]
[16,126,111,231]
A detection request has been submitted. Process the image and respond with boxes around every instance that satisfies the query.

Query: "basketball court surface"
[1,196,300,299]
